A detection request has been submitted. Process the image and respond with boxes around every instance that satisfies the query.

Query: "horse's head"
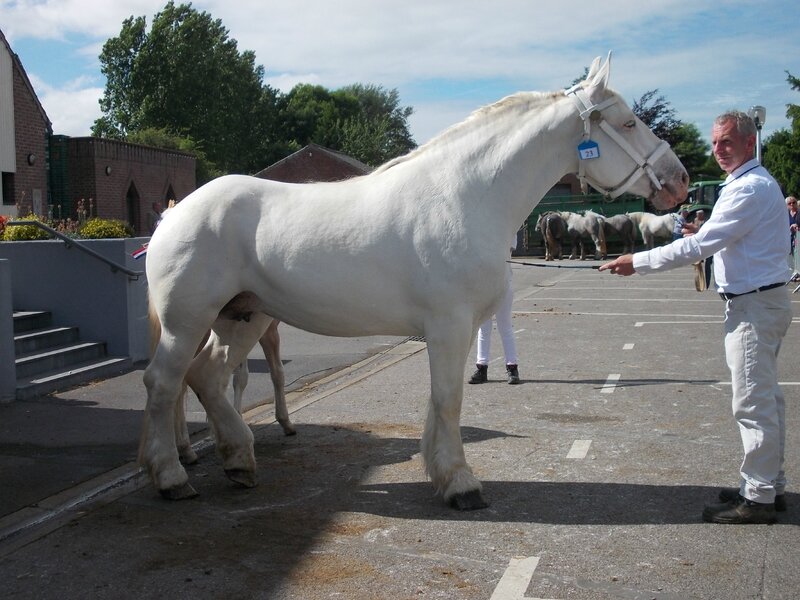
[566,54,689,210]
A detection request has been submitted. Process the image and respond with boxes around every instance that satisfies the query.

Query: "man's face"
[711,119,756,174]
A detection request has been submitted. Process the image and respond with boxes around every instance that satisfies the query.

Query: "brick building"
[0,29,51,217]
[1,28,196,236]
[49,136,195,235]
[254,143,372,183]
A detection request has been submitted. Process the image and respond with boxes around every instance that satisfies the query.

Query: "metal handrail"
[6,220,144,280]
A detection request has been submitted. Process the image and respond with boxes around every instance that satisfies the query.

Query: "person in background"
[693,209,707,230]
[599,110,791,524]
[787,196,799,253]
[147,201,163,235]
[468,235,521,385]
[672,207,689,241]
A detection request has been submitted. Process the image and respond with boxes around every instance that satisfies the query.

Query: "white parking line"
[601,374,620,393]
[491,556,548,600]
[635,320,722,327]
[715,381,800,386]
[623,343,634,350]
[566,439,592,459]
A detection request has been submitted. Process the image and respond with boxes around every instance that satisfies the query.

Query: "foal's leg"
[231,358,248,414]
[421,313,487,510]
[186,315,270,488]
[173,383,198,464]
[259,320,295,435]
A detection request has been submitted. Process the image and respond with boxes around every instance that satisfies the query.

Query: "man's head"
[711,111,757,175]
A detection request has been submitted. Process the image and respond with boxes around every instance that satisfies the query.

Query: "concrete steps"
[13,311,132,400]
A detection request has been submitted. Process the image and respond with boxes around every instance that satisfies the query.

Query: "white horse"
[140,54,688,510]
[627,211,675,249]
[559,210,607,259]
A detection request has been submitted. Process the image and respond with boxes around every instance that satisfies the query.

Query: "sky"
[1,0,798,149]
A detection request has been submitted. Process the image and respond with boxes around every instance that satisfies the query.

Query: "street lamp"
[748,105,766,162]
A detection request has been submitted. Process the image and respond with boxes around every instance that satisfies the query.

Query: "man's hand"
[598,254,636,276]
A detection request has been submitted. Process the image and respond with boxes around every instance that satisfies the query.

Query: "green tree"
[631,90,717,182]
[93,1,272,174]
[671,122,720,182]
[631,89,681,145]
[763,70,800,196]
[279,83,416,167]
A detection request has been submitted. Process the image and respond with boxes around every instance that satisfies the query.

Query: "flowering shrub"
[0,215,7,237]
[78,218,134,239]
[1,214,50,241]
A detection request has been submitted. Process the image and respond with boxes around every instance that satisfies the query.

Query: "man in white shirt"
[600,111,792,524]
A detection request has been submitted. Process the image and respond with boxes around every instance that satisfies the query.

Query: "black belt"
[719,282,784,301]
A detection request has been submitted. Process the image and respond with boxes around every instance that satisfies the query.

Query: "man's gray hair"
[714,111,757,138]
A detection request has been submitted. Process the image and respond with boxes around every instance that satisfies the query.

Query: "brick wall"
[11,58,49,215]
[56,137,196,236]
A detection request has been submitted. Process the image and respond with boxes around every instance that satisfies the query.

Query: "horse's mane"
[372,90,564,174]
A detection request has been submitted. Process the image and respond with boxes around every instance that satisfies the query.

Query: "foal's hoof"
[178,448,199,465]
[159,482,198,501]
[225,469,258,488]
[448,489,489,511]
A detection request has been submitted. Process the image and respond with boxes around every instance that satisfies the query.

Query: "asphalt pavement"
[1,258,799,599]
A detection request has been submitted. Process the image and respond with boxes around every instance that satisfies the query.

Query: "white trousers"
[724,285,792,503]
[476,280,518,366]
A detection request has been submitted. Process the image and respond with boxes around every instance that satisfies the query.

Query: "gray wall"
[0,238,151,367]
[0,260,14,401]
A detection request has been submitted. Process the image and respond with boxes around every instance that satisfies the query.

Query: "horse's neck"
[417,93,581,237]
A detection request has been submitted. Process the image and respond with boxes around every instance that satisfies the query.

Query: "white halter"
[565,84,670,198]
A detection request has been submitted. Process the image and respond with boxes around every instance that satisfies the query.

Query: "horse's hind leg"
[259,320,295,435]
[421,312,487,510]
[187,315,270,488]
[141,333,206,500]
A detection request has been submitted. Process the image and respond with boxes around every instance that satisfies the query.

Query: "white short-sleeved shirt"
[632,159,790,294]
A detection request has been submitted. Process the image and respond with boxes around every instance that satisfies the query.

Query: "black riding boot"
[506,364,520,384]
[468,364,488,384]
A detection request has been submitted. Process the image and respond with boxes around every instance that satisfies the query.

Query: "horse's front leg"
[421,313,488,510]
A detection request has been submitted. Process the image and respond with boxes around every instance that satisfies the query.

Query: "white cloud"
[2,0,796,144]
[28,74,102,137]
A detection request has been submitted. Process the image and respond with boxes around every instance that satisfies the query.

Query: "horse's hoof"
[448,490,489,511]
[179,448,198,465]
[159,482,198,501]
[225,469,258,488]
[282,426,297,436]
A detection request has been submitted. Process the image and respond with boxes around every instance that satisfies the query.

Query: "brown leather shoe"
[703,497,777,524]
[718,487,786,512]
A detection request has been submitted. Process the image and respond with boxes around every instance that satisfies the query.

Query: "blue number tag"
[578,140,600,160]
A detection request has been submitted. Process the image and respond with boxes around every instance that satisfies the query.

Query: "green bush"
[1,214,50,241]
[78,218,134,239]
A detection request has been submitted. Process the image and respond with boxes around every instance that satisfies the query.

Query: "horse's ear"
[586,56,602,81]
[587,51,612,95]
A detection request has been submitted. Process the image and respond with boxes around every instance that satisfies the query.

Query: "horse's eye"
[624,119,636,129]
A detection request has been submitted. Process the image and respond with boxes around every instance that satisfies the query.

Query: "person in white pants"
[469,237,521,385]
[600,110,792,524]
